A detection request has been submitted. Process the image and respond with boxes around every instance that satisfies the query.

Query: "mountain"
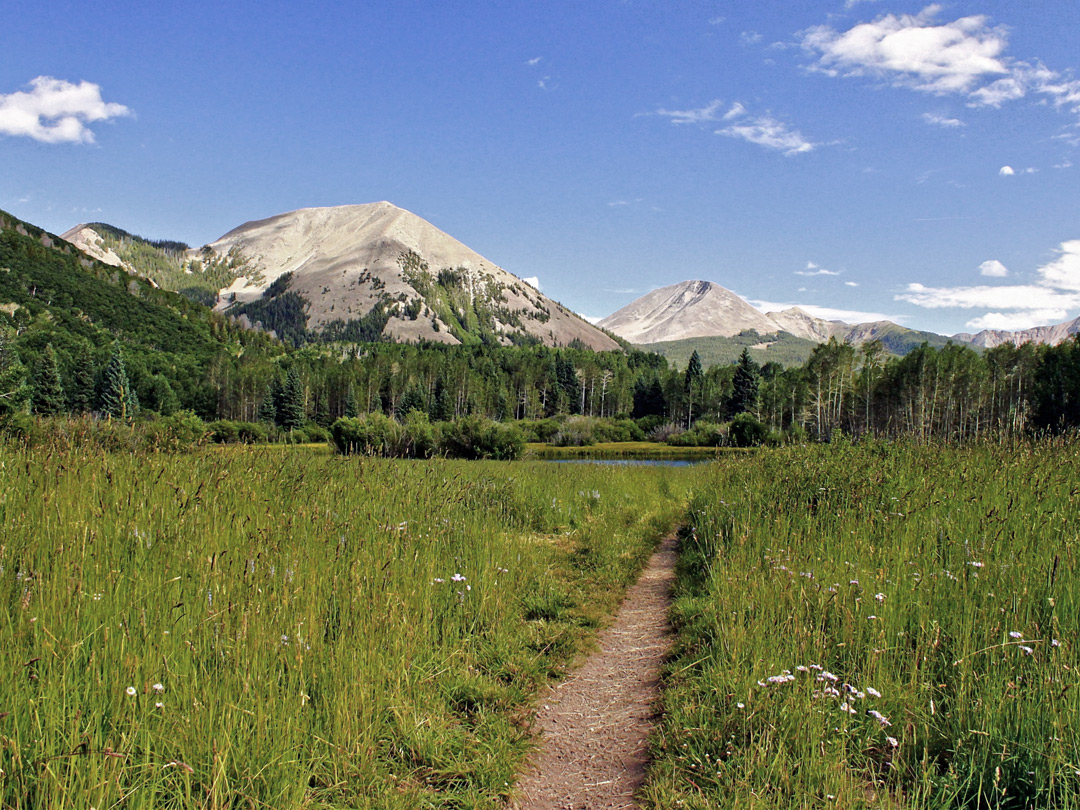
[955,317,1080,348]
[597,280,781,343]
[205,202,619,350]
[601,280,968,361]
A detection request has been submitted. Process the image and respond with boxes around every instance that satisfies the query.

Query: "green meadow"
[648,440,1080,809]
[3,439,1079,809]
[0,446,692,808]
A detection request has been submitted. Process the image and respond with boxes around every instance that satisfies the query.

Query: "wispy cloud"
[897,240,1080,329]
[653,99,725,125]
[800,6,1080,122]
[718,104,818,155]
[750,299,899,323]
[999,165,1037,176]
[845,281,860,287]
[0,76,130,144]
[526,57,542,66]
[922,112,965,127]
[522,276,540,291]
[796,261,841,277]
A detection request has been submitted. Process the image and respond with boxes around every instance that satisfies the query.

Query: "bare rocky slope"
[601,279,1080,352]
[207,202,619,349]
[599,281,847,344]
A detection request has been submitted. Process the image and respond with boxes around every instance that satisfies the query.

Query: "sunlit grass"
[647,440,1080,809]
[0,446,693,808]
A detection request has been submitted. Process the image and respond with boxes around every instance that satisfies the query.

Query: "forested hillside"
[3,207,1080,445]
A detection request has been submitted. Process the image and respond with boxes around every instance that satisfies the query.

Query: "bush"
[517,418,561,443]
[649,421,684,443]
[668,421,726,447]
[303,424,331,444]
[437,415,524,460]
[729,412,769,447]
[331,413,403,456]
[142,411,207,451]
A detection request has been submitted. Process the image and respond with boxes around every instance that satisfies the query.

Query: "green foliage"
[667,420,726,447]
[0,328,31,420]
[728,411,769,446]
[438,415,525,460]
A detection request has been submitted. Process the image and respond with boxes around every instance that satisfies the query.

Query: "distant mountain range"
[64,203,619,351]
[599,280,1080,361]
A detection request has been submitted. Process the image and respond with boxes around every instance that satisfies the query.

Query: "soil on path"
[511,534,677,810]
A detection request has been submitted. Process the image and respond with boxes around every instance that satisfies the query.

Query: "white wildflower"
[125,686,137,697]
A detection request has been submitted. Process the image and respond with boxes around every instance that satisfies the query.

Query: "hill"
[1,208,278,413]
[640,331,820,369]
[61,223,249,307]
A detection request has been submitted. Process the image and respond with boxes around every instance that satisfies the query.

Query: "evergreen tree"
[32,343,67,416]
[684,350,704,426]
[99,345,138,421]
[278,367,306,430]
[68,341,96,413]
[344,382,360,418]
[257,384,278,424]
[397,383,426,417]
[431,378,452,421]
[146,374,179,415]
[555,356,579,414]
[727,348,761,417]
[0,328,31,419]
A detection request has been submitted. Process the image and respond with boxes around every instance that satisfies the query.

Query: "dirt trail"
[511,534,676,810]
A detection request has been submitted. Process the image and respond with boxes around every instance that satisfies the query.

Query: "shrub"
[729,412,769,447]
[668,421,726,447]
[331,414,403,456]
[437,415,524,460]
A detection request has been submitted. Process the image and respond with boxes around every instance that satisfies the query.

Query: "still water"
[547,458,708,467]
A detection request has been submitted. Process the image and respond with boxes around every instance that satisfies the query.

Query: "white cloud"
[922,112,965,127]
[1036,240,1080,291]
[740,31,763,46]
[796,261,841,277]
[579,313,602,325]
[718,106,817,155]
[999,165,1015,176]
[896,282,1080,311]
[845,281,860,287]
[0,76,130,144]
[978,259,1008,277]
[801,7,1009,94]
[722,102,746,120]
[965,310,1070,331]
[801,6,1080,124]
[708,16,725,26]
[526,57,542,66]
[522,276,541,291]
[653,99,725,125]
[846,0,881,8]
[898,240,1080,330]
[750,299,898,324]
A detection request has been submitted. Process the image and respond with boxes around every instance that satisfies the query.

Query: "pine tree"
[344,383,360,418]
[684,350,704,427]
[99,345,138,421]
[728,348,760,417]
[32,343,66,415]
[278,367,306,430]
[68,341,96,414]
[257,384,278,424]
[0,328,31,419]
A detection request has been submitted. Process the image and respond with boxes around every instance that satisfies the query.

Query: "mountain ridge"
[601,280,1079,353]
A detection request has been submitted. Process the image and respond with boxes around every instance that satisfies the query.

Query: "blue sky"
[2,0,1078,335]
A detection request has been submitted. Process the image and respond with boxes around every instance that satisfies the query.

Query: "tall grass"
[647,440,1080,809]
[0,446,691,808]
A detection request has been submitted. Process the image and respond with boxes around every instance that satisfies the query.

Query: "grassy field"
[0,446,695,809]
[525,442,732,460]
[647,440,1080,809]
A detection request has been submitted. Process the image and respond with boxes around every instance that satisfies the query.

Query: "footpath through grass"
[0,446,694,809]
[648,440,1080,809]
